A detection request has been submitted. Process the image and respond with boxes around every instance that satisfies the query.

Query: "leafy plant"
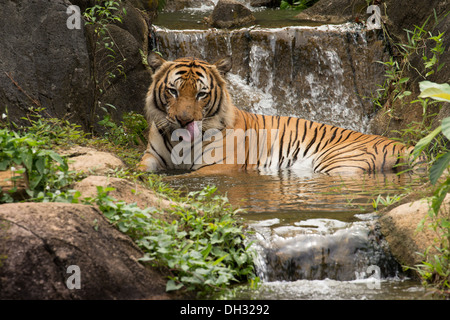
[83,0,127,132]
[19,107,88,147]
[98,108,148,148]
[408,80,450,297]
[280,0,319,10]
[371,194,403,210]
[89,185,258,296]
[372,10,448,116]
[0,129,71,202]
[412,81,450,184]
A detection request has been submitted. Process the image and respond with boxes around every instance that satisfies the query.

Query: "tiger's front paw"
[136,152,163,172]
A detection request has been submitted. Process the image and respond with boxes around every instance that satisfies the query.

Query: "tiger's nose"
[176,112,194,127]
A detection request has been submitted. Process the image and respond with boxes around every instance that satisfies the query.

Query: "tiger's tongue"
[182,121,199,142]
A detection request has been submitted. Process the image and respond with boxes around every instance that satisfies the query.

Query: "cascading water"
[152,23,387,132]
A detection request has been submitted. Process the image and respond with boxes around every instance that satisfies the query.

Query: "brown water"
[166,169,434,300]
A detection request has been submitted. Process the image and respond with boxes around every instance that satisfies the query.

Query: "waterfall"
[152,23,386,133]
[248,216,401,283]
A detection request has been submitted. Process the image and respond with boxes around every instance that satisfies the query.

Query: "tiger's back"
[230,109,415,173]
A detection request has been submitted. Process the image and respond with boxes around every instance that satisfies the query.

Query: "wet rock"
[0,202,169,299]
[251,218,401,282]
[205,0,256,29]
[379,195,450,270]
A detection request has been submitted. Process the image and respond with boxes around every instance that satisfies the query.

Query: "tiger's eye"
[167,88,178,97]
[196,91,208,100]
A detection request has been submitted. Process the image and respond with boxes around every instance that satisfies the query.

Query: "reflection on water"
[166,169,432,300]
[167,169,420,218]
[154,8,325,30]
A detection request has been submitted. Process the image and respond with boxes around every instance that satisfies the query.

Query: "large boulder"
[0,0,93,129]
[378,195,450,271]
[0,0,155,133]
[294,0,367,24]
[205,0,256,29]
[0,202,170,299]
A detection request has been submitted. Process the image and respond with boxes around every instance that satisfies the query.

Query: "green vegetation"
[371,9,450,297]
[372,10,448,153]
[83,0,128,132]
[0,111,258,297]
[0,128,71,203]
[407,81,450,297]
[280,0,319,10]
[93,185,257,295]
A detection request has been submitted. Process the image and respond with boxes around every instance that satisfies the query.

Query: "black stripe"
[278,120,286,166]
[303,127,318,158]
[301,120,308,143]
[149,144,167,167]
[313,126,328,154]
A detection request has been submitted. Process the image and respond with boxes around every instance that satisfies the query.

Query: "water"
[166,170,432,300]
[154,7,324,30]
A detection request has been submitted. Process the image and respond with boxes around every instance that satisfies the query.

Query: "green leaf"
[0,159,10,171]
[429,151,450,185]
[35,157,45,175]
[413,126,442,160]
[20,151,33,171]
[419,81,450,102]
[166,279,184,292]
[201,243,212,259]
[212,254,229,266]
[441,117,450,140]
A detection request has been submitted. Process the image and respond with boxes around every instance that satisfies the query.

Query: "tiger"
[137,53,421,174]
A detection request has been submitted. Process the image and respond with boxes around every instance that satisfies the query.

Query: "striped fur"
[138,54,417,174]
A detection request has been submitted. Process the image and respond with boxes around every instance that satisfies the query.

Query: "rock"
[0,0,93,130]
[164,0,215,12]
[250,0,281,8]
[0,202,170,299]
[206,0,256,29]
[294,0,367,24]
[378,194,450,270]
[72,175,177,211]
[0,166,28,200]
[0,0,155,133]
[59,146,125,175]
[83,0,153,133]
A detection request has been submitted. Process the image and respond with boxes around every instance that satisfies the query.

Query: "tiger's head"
[144,53,235,142]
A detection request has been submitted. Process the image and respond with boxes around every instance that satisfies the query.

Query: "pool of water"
[154,7,326,30]
[165,169,434,300]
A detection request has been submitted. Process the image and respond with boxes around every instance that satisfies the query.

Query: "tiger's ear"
[214,56,232,75]
[147,52,167,72]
